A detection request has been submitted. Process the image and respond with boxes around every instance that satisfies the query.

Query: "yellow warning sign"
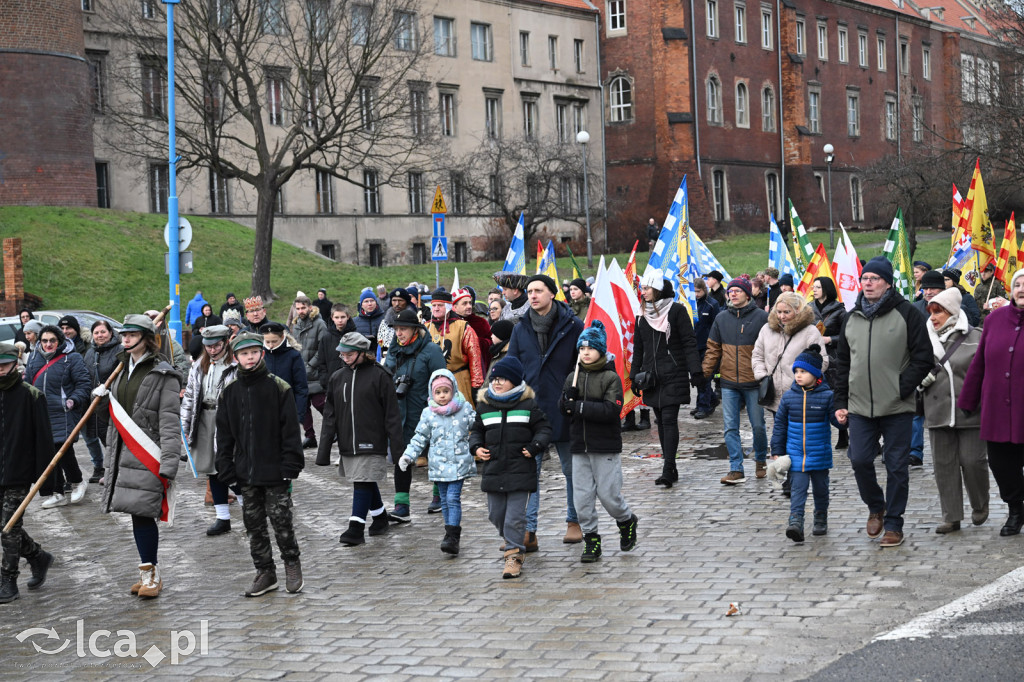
[431,186,447,214]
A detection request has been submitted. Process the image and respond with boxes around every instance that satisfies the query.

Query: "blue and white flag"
[646,178,687,279]
[688,227,731,282]
[502,213,527,275]
[768,213,800,278]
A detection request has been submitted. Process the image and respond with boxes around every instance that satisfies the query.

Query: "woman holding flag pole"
[97,314,183,599]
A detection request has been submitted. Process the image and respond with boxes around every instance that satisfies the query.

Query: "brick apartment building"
[597,0,1003,240]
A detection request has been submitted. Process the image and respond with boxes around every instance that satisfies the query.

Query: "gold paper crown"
[243,296,264,312]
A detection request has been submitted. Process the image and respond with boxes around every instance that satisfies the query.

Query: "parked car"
[0,310,123,344]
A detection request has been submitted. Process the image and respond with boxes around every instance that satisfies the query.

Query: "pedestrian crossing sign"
[432,236,448,261]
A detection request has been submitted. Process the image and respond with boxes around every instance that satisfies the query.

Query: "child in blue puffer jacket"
[771,345,841,542]
[400,369,477,556]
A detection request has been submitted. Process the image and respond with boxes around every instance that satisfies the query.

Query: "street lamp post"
[577,130,593,267]
[824,143,835,250]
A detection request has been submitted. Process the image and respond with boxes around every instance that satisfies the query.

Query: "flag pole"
[3,304,174,533]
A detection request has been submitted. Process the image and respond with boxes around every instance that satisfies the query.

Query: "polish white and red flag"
[583,257,643,418]
[833,225,863,311]
[109,395,175,523]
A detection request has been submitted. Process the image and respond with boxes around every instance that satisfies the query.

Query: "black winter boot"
[1000,502,1024,537]
[812,511,828,536]
[655,459,678,488]
[339,519,366,546]
[440,525,461,555]
[636,409,652,430]
[368,511,390,536]
[786,515,805,543]
[0,573,18,604]
[26,550,53,590]
[581,533,602,563]
[622,411,637,432]
[617,514,639,551]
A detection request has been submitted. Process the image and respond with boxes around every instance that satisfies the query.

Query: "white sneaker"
[70,482,88,504]
[41,494,68,509]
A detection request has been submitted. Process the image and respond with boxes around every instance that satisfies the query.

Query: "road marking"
[874,566,1024,641]
[942,622,1024,638]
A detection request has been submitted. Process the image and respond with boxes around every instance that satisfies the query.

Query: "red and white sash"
[109,394,175,523]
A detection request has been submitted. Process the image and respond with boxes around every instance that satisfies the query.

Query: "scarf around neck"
[529,306,556,353]
[0,369,21,391]
[643,298,673,340]
[486,381,527,403]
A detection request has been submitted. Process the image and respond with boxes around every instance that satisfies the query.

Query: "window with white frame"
[817,22,827,60]
[409,86,426,136]
[142,0,156,19]
[707,0,719,38]
[408,172,424,213]
[149,163,169,213]
[573,102,586,134]
[82,0,94,11]
[609,76,633,122]
[736,82,749,128]
[735,4,746,43]
[707,76,722,124]
[762,85,775,131]
[761,8,772,50]
[838,27,848,63]
[471,23,493,61]
[808,86,821,134]
[439,90,457,136]
[209,169,230,214]
[795,17,805,55]
[877,35,886,71]
[395,11,416,51]
[912,97,923,142]
[260,0,285,35]
[900,38,909,74]
[304,0,328,39]
[523,97,538,138]
[961,54,976,103]
[303,79,320,130]
[266,72,285,126]
[608,0,626,31]
[352,4,371,46]
[520,31,530,66]
[850,176,864,221]
[858,32,867,67]
[847,90,860,136]
[922,46,931,80]
[359,82,376,131]
[574,39,585,72]
[548,36,558,69]
[141,58,166,118]
[560,176,574,215]
[712,170,728,221]
[434,17,455,56]
[485,93,502,139]
[363,169,379,213]
[315,170,333,213]
[556,102,570,143]
[885,95,897,140]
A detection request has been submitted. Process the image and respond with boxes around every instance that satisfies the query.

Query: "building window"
[453,242,468,263]
[735,82,749,128]
[762,85,775,131]
[574,39,585,72]
[609,76,633,122]
[838,27,848,63]
[95,162,110,208]
[315,170,334,213]
[712,170,728,221]
[523,98,538,139]
[707,0,719,38]
[847,91,860,136]
[439,90,457,136]
[858,32,868,67]
[815,173,825,202]
[201,69,224,121]
[141,59,166,118]
[407,171,424,213]
[359,82,376,131]
[560,176,574,215]
[850,176,864,221]
[410,86,427,136]
[877,36,886,71]
[304,0,328,39]
[556,102,570,143]
[260,0,285,35]
[795,18,805,55]
[885,95,897,141]
[706,76,722,124]
[520,31,530,66]
[608,0,626,31]
[395,11,416,51]
[765,172,779,222]
[141,0,156,19]
[149,163,169,213]
[87,52,105,113]
[900,38,909,74]
[573,102,586,135]
[320,243,337,260]
[961,55,976,103]
[368,243,383,267]
[450,172,466,214]
[761,9,772,50]
[413,243,427,265]
[267,73,285,126]
[912,97,923,143]
[977,58,997,105]
[302,80,320,130]
[434,17,455,56]
[817,22,827,60]
[485,93,502,139]
[209,170,230,214]
[922,46,931,80]
[735,4,746,43]
[471,23,493,61]
[352,4,371,46]
[82,0,94,11]
[363,169,380,213]
[548,36,558,69]
[808,87,821,134]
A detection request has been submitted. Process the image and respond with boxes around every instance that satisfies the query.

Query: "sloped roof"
[517,0,598,12]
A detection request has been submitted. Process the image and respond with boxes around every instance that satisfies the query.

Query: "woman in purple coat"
[958,269,1024,537]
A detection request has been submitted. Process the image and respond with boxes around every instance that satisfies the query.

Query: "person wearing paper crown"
[98,314,183,599]
[631,268,703,489]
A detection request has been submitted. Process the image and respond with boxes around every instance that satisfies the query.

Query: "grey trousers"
[572,453,633,534]
[487,491,530,552]
[929,427,990,523]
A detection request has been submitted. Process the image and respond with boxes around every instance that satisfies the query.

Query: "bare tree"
[448,134,602,246]
[97,0,435,299]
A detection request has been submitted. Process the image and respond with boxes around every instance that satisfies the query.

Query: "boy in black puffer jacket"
[469,356,550,580]
[216,333,305,598]
[560,321,638,563]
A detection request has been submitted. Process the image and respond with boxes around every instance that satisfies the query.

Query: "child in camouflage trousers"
[215,333,305,597]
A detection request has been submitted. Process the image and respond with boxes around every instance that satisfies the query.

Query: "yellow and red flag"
[962,159,996,266]
[623,240,642,300]
[796,243,841,302]
[994,213,1020,290]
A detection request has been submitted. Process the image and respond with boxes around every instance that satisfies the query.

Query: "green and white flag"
[788,199,815,273]
[883,208,914,300]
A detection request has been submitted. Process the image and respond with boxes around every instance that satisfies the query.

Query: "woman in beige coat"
[752,292,829,415]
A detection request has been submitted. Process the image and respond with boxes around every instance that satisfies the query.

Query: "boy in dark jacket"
[316,333,405,546]
[560,322,638,563]
[260,322,309,426]
[216,333,305,597]
[0,343,55,603]
[469,357,551,580]
[771,346,840,542]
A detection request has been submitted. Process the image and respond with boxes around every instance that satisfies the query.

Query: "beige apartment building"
[83,0,602,266]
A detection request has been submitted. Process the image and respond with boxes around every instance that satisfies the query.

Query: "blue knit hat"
[577,320,607,356]
[792,344,823,380]
[489,356,524,385]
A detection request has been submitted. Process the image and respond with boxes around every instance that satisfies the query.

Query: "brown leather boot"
[563,522,583,544]
[137,564,162,599]
[523,531,538,553]
[502,549,523,579]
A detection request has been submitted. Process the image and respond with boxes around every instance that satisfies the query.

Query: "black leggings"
[131,515,159,565]
[655,404,681,464]
[988,441,1024,506]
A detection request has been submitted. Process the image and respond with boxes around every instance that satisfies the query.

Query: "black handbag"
[757,336,795,407]
[633,371,654,392]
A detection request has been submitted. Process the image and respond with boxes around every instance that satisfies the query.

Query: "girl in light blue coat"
[400,369,476,555]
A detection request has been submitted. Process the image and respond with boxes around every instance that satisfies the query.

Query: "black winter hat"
[779,273,795,287]
[57,315,81,337]
[490,319,514,342]
[431,288,453,303]
[489,356,525,385]
[527,274,558,295]
[388,287,412,304]
[860,256,894,286]
[943,268,963,285]
[569,277,590,294]
[920,270,945,290]
[390,308,424,329]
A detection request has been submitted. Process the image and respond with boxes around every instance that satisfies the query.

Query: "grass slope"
[1,206,953,322]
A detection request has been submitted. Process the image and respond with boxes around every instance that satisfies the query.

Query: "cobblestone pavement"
[0,407,1020,680]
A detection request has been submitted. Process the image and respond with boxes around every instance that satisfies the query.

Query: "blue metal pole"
[165,0,182,343]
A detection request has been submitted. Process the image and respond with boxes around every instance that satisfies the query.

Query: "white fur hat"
[640,267,665,291]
